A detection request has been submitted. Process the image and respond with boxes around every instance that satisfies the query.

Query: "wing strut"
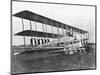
[44,19,48,46]
[34,17,38,47]
[21,18,26,48]
[29,20,33,48]
[51,19,54,45]
[30,20,32,39]
[62,23,65,47]
[57,23,60,46]
[41,21,45,46]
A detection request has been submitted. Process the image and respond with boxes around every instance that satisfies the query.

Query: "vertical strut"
[42,23,45,46]
[41,17,45,46]
[30,20,33,48]
[44,21,48,46]
[88,32,89,43]
[62,24,65,47]
[57,24,60,46]
[51,19,54,45]
[21,18,26,48]
[64,26,67,48]
[34,17,38,47]
[71,28,73,48]
[30,20,32,39]
[62,24,64,36]
[74,28,77,40]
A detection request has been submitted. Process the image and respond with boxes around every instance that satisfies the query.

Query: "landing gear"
[79,48,86,55]
[69,50,74,55]
[64,47,86,55]
[64,48,74,55]
[64,48,68,54]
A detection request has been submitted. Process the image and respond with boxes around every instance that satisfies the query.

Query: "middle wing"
[15,30,63,38]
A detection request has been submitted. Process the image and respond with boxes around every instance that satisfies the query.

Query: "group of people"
[30,38,50,47]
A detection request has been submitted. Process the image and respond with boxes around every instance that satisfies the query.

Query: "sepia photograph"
[11,0,96,74]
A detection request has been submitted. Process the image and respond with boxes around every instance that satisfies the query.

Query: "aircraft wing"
[13,10,88,34]
[15,30,63,38]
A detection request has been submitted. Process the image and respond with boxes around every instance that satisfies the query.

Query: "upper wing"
[13,10,87,34]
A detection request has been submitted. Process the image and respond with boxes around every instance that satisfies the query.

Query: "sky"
[12,1,96,46]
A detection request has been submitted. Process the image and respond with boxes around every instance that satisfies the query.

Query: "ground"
[11,45,96,74]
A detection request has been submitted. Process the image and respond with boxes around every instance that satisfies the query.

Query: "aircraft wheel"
[69,50,74,55]
[65,51,68,54]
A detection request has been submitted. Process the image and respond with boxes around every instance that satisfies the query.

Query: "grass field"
[11,45,96,74]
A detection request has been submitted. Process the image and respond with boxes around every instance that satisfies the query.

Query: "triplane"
[13,10,89,55]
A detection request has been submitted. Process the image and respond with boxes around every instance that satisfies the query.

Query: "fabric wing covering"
[15,30,63,38]
[13,10,87,34]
